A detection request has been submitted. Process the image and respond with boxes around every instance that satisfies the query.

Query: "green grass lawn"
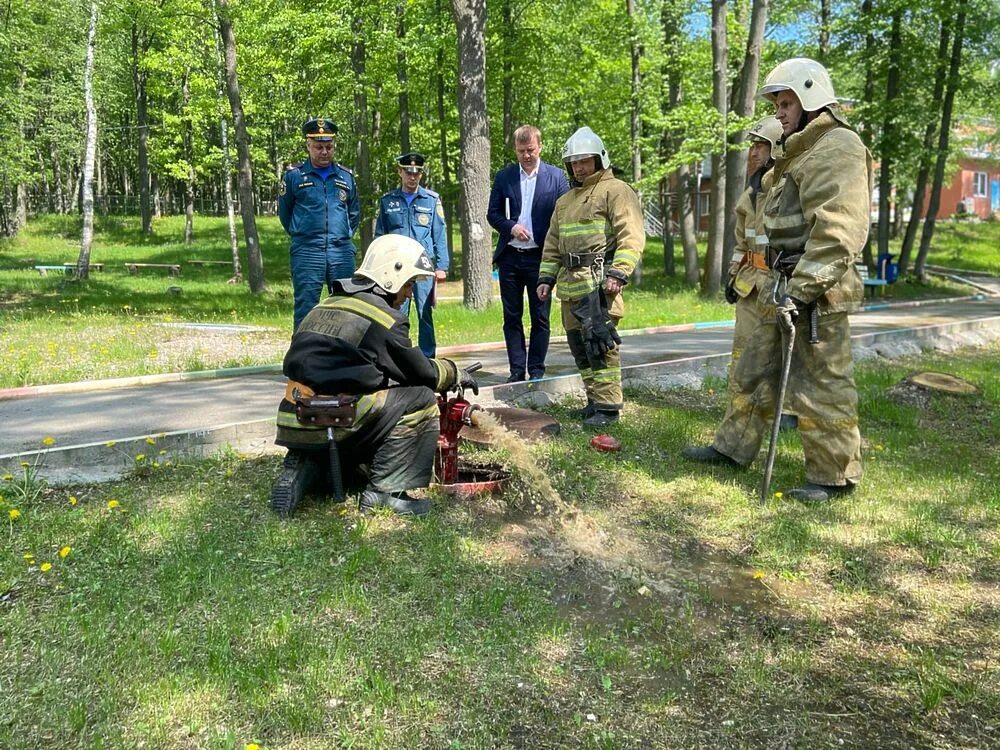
[2,343,997,748]
[0,213,980,388]
[898,220,1000,274]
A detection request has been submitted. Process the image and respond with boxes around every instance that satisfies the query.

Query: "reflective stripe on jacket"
[763,111,874,314]
[539,169,645,302]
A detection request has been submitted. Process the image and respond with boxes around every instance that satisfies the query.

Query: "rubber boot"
[270,451,327,518]
[359,489,431,517]
[681,445,741,467]
[572,400,597,419]
[786,482,855,503]
[583,410,620,429]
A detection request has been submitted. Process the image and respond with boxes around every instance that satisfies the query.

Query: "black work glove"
[776,295,806,334]
[724,278,739,305]
[459,368,479,396]
[571,288,621,361]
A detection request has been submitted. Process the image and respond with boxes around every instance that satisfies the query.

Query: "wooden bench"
[856,263,888,297]
[125,263,181,276]
[186,259,231,267]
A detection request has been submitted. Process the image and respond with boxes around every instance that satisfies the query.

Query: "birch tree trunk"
[703,0,728,296]
[451,0,492,309]
[214,25,241,282]
[352,8,373,250]
[627,0,643,287]
[396,2,410,153]
[77,0,99,280]
[131,22,152,234]
[436,0,456,276]
[876,10,901,258]
[182,70,196,245]
[217,0,265,293]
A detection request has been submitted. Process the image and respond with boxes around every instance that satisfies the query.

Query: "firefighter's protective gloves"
[724,278,739,305]
[459,368,479,396]
[572,289,621,360]
[777,295,806,334]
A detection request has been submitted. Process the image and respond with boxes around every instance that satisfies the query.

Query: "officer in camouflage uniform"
[537,127,645,429]
[275,235,477,516]
[684,58,873,503]
[278,117,361,331]
[684,116,786,462]
[374,152,449,357]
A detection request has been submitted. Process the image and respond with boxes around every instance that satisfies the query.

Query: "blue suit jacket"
[487,160,570,265]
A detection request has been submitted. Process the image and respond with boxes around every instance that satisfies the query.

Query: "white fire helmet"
[562,126,610,170]
[748,116,784,152]
[757,57,837,113]
[355,235,434,292]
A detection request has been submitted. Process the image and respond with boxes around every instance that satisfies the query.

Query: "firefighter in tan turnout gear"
[537,127,645,429]
[684,58,874,503]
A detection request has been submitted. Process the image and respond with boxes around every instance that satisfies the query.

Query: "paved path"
[2,291,998,483]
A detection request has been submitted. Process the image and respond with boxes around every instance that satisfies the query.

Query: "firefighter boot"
[270,451,329,518]
[681,446,741,467]
[786,482,855,503]
[359,489,431,517]
[583,410,619,429]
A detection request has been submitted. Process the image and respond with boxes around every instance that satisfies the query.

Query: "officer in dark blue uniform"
[278,117,361,331]
[373,152,449,357]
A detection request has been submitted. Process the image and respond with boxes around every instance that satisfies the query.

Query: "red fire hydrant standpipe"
[435,362,482,484]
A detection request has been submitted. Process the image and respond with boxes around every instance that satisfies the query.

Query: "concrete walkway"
[2,291,998,483]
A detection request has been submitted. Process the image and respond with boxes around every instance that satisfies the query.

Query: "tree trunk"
[703,0,727,296]
[660,0,682,278]
[131,22,152,234]
[627,0,643,287]
[181,70,196,245]
[351,9,373,251]
[899,14,950,275]
[723,0,768,274]
[917,0,966,280]
[877,10,901,258]
[501,0,514,147]
[216,27,241,281]
[436,0,456,278]
[216,0,265,293]
[396,3,410,153]
[818,0,831,59]
[77,0,99,280]
[660,178,675,276]
[53,146,65,214]
[451,0,492,309]
[859,0,876,270]
[678,163,699,287]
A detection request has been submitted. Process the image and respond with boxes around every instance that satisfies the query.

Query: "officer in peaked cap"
[373,151,449,357]
[277,117,361,330]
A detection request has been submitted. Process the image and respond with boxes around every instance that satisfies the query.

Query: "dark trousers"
[497,247,551,378]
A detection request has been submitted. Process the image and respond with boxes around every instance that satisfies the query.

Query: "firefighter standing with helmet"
[274,235,478,517]
[537,127,645,429]
[684,116,790,462]
[684,58,873,503]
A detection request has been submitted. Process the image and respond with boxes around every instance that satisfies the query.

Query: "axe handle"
[761,324,796,503]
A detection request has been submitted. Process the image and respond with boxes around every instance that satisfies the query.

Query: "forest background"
[1,0,998,306]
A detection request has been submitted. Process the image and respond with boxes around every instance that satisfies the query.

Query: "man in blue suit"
[374,152,449,357]
[487,125,571,382]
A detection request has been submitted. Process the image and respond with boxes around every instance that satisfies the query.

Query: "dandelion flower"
[773,491,783,499]
[135,454,145,462]
[106,441,116,448]
[20,462,29,468]
[42,436,55,446]
[23,553,34,561]
[8,508,21,521]
[69,496,78,506]
[159,450,167,455]
[107,499,120,509]
[59,546,72,558]
[2,474,12,481]
[752,570,766,580]
[245,744,260,750]
[145,437,156,445]
[39,562,52,572]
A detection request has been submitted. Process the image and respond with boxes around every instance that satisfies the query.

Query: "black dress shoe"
[506,373,526,383]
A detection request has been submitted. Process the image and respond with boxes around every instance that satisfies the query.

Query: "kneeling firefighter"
[274,234,478,516]
[685,58,873,503]
[536,127,645,429]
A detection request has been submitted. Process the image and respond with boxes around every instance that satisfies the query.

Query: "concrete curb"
[0,294,985,403]
[4,311,997,486]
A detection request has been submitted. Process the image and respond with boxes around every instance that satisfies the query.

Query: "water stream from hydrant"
[467,410,572,515]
